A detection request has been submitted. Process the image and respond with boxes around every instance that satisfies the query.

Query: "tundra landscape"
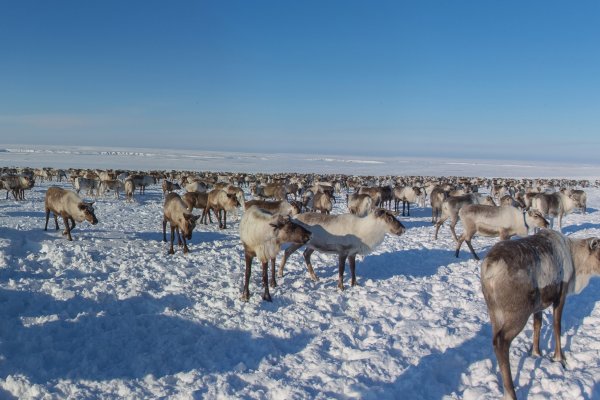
[1,146,600,399]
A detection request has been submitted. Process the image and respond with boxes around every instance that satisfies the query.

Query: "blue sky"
[1,1,599,162]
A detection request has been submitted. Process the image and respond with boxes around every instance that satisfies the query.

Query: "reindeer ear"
[269,215,286,230]
[78,203,86,210]
[589,238,600,251]
[269,221,282,230]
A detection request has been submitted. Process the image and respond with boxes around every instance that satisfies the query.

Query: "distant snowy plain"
[1,145,600,399]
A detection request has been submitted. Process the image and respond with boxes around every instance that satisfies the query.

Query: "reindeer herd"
[2,166,600,399]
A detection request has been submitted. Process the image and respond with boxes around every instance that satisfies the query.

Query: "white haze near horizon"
[1,144,599,179]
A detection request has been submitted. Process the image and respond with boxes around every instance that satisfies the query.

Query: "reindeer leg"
[63,216,73,241]
[349,255,357,286]
[455,233,465,258]
[168,225,175,254]
[270,258,277,287]
[532,311,543,357]
[338,254,347,291]
[493,327,518,400]
[262,261,272,301]
[176,228,182,246]
[465,239,479,260]
[218,209,224,229]
[552,285,568,366]
[162,218,168,242]
[449,218,459,242]
[434,216,447,240]
[53,213,59,230]
[278,243,303,278]
[44,208,50,231]
[303,247,319,281]
[222,210,227,229]
[557,213,563,232]
[182,234,189,254]
[241,251,253,301]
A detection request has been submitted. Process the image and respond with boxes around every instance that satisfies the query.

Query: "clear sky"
[1,1,599,162]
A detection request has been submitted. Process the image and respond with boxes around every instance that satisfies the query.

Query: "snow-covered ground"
[1,146,600,399]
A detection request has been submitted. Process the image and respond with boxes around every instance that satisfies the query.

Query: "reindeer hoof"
[338,283,345,291]
[168,249,175,255]
[241,292,250,302]
[270,280,277,288]
[553,354,567,368]
[262,293,272,302]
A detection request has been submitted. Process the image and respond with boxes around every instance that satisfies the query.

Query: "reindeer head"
[271,215,311,245]
[374,208,406,236]
[569,194,585,209]
[579,238,600,276]
[181,214,200,240]
[226,193,241,209]
[78,202,98,225]
[525,209,549,230]
[289,200,302,215]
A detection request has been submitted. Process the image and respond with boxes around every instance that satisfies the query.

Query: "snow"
[1,145,600,399]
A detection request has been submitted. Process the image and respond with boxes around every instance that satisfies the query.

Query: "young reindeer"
[455,205,549,260]
[430,186,448,224]
[162,193,200,254]
[434,193,496,241]
[202,189,240,229]
[182,192,210,221]
[394,186,423,216]
[531,192,584,231]
[240,206,311,302]
[162,179,181,197]
[44,186,98,241]
[481,230,600,400]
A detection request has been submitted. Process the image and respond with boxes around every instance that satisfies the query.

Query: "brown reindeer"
[202,189,240,229]
[162,193,200,254]
[44,187,98,241]
[481,230,600,399]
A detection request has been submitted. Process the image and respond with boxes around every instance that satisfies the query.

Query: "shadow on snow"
[562,222,600,235]
[359,248,458,280]
[0,288,313,383]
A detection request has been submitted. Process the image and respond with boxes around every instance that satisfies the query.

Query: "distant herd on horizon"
[2,165,600,399]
